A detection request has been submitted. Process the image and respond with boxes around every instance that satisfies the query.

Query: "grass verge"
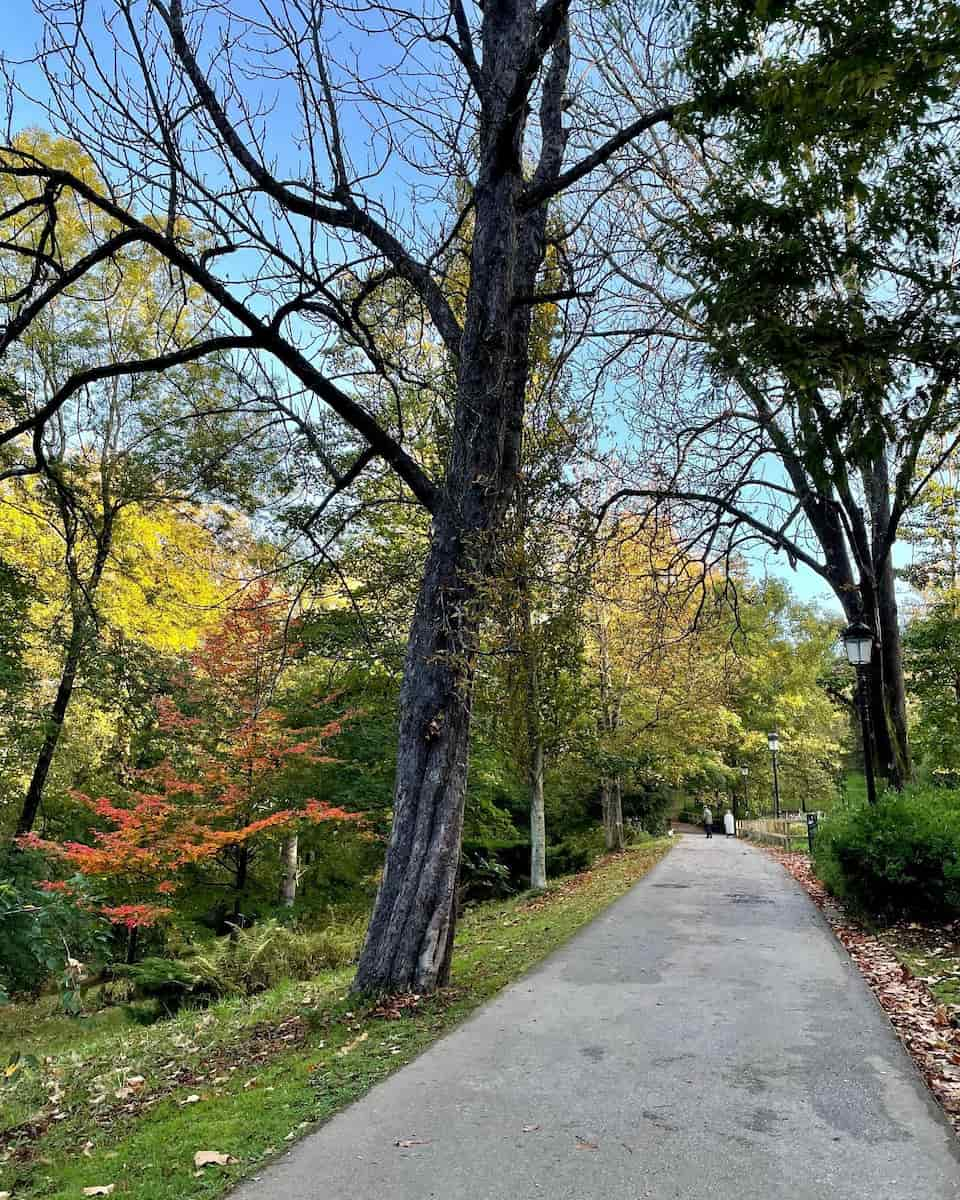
[0,839,671,1199]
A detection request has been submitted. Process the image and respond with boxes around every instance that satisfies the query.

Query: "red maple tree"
[22,583,357,933]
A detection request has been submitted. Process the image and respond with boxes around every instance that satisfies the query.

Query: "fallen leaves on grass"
[371,994,422,1020]
[764,847,960,1137]
[1,1015,311,1165]
[194,1150,237,1168]
[335,1031,369,1056]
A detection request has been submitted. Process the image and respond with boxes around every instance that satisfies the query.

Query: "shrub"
[0,853,111,1002]
[459,848,517,903]
[548,828,606,876]
[459,838,531,901]
[621,782,672,836]
[459,831,608,900]
[113,919,365,1013]
[187,919,364,997]
[113,956,197,1014]
[814,788,960,919]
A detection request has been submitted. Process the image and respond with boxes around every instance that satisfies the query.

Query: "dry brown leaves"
[764,847,960,1137]
[370,993,423,1020]
[1,1015,310,1164]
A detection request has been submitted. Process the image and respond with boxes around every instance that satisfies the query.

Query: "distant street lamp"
[842,618,879,807]
[767,730,781,819]
[738,765,748,831]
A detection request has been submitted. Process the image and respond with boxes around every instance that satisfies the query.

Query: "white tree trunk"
[280,833,299,908]
[530,739,547,889]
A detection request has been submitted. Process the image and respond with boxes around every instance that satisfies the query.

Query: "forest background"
[2,0,960,1008]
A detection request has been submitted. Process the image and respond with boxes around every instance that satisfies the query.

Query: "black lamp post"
[842,618,878,807]
[767,730,781,819]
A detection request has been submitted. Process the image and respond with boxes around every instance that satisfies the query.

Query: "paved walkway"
[232,836,960,1199]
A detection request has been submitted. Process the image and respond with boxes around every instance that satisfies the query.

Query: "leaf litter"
[764,847,960,1137]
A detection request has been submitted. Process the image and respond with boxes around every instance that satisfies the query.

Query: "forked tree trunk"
[874,554,911,786]
[280,833,299,907]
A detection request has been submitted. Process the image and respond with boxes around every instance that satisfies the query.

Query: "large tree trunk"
[353,513,479,993]
[353,0,562,995]
[860,453,912,788]
[874,552,911,786]
[601,775,624,851]
[519,555,547,890]
[612,776,625,850]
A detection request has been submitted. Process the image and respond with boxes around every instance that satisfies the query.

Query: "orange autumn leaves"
[21,584,358,927]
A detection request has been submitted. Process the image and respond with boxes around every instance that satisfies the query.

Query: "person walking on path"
[702,804,713,838]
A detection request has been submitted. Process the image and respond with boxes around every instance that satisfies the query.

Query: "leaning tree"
[0,0,681,991]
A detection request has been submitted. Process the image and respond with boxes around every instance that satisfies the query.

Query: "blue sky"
[4,2,926,628]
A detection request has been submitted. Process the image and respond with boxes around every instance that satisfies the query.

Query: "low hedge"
[814,788,960,919]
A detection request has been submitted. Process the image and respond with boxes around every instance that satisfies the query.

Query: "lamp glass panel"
[844,637,873,666]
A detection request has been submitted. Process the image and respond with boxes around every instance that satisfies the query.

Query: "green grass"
[0,840,672,1199]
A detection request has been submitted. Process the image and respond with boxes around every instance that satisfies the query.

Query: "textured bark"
[519,549,547,891]
[601,776,624,852]
[861,454,912,787]
[353,512,478,993]
[612,776,625,850]
[280,833,299,907]
[353,0,567,995]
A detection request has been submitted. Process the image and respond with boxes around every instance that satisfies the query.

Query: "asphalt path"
[231,835,960,1199]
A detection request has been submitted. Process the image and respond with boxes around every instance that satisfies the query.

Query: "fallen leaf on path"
[194,1151,237,1168]
[394,1139,431,1148]
[575,1137,599,1150]
[521,1124,541,1133]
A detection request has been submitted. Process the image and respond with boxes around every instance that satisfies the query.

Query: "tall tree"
[21,584,357,937]
[0,1,681,992]
[1,135,268,837]
[595,0,960,787]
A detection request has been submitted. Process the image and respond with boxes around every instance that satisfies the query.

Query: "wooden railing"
[737,817,816,846]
